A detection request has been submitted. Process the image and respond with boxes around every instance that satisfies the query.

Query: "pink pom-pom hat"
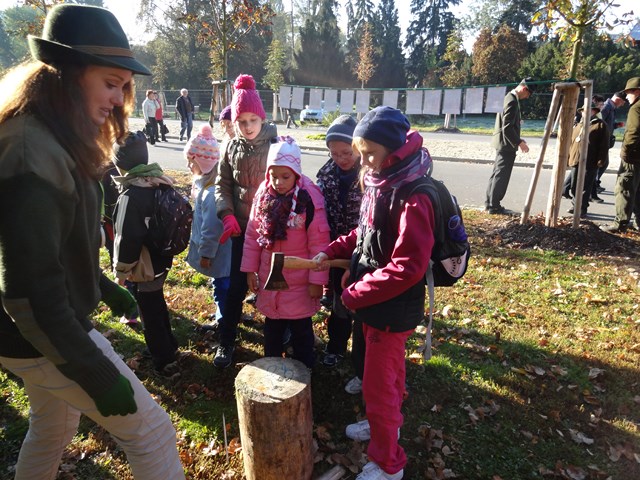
[231,73,266,122]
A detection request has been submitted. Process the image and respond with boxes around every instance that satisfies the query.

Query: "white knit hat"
[184,124,219,174]
[266,135,302,179]
[266,136,302,226]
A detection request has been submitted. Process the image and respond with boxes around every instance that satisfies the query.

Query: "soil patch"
[477,214,640,258]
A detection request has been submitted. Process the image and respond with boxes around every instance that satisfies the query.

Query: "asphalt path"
[146,136,618,226]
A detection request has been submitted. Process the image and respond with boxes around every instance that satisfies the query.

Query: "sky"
[1,0,636,46]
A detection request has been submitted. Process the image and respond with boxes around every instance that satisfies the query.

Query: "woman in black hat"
[0,5,185,479]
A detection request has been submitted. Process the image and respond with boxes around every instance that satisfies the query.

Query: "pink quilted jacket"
[241,175,330,319]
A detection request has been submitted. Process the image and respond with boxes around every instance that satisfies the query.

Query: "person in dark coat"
[485,77,536,214]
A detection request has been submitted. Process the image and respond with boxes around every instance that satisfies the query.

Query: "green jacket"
[621,98,640,164]
[214,122,277,231]
[0,115,120,400]
[491,90,522,152]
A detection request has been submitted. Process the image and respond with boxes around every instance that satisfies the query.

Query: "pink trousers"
[362,323,413,474]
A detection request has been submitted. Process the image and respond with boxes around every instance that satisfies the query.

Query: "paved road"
[136,119,620,223]
[146,138,617,226]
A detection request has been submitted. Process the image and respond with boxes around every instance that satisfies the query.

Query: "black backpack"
[392,176,471,287]
[391,175,471,359]
[147,185,193,257]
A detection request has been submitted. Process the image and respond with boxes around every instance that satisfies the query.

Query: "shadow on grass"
[310,319,639,479]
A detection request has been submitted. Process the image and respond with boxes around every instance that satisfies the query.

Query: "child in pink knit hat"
[212,73,278,368]
[184,124,231,335]
[241,136,330,368]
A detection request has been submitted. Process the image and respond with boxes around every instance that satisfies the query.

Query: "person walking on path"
[603,77,640,233]
[154,91,168,142]
[142,89,159,144]
[0,5,185,479]
[485,77,535,214]
[314,106,435,480]
[176,88,194,141]
[242,136,330,369]
[214,73,278,368]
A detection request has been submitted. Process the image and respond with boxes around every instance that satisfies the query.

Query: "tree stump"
[235,357,313,480]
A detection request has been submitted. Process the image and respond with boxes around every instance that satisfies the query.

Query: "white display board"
[463,87,484,114]
[291,87,305,110]
[405,90,424,114]
[382,90,399,109]
[340,90,355,113]
[442,89,462,114]
[324,89,338,112]
[485,86,507,113]
[308,88,323,109]
[355,90,371,113]
[278,86,291,109]
[423,90,442,115]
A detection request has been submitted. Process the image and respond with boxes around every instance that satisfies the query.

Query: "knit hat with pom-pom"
[231,74,265,122]
[266,135,302,227]
[184,124,220,174]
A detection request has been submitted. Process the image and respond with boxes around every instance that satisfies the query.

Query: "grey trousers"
[485,147,517,209]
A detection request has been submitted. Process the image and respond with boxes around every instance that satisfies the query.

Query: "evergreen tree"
[405,0,460,87]
[369,0,406,88]
[293,0,352,87]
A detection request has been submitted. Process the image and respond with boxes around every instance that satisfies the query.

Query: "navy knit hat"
[114,131,149,171]
[326,115,357,146]
[219,105,232,122]
[353,106,410,152]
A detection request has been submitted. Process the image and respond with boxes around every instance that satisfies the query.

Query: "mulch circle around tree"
[476,214,640,258]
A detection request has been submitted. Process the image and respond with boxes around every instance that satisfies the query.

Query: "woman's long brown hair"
[0,61,134,179]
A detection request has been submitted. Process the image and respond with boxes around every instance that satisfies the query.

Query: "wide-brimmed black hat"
[28,4,150,76]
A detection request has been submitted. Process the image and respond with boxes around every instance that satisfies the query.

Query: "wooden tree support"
[235,357,313,480]
[520,80,593,228]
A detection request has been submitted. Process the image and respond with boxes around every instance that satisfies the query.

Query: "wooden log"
[316,465,346,480]
[235,357,313,480]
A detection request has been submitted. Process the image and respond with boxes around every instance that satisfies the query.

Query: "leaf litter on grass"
[2,178,639,479]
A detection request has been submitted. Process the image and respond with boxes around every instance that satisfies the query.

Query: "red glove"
[220,215,241,244]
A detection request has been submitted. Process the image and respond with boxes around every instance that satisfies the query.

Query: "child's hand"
[199,257,211,269]
[247,272,259,293]
[312,252,329,271]
[309,284,322,298]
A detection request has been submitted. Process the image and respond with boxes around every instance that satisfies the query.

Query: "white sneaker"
[345,376,363,394]
[356,461,403,479]
[346,419,371,441]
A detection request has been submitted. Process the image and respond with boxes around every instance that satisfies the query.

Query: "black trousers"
[264,317,315,368]
[485,147,517,209]
[219,234,248,348]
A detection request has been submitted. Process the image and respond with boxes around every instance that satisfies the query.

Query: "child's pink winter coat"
[241,175,330,319]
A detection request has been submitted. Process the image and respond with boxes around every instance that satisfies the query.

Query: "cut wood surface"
[235,357,313,480]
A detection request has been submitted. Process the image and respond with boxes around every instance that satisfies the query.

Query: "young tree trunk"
[235,357,313,480]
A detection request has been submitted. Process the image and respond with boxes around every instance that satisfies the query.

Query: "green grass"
[1,173,638,479]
